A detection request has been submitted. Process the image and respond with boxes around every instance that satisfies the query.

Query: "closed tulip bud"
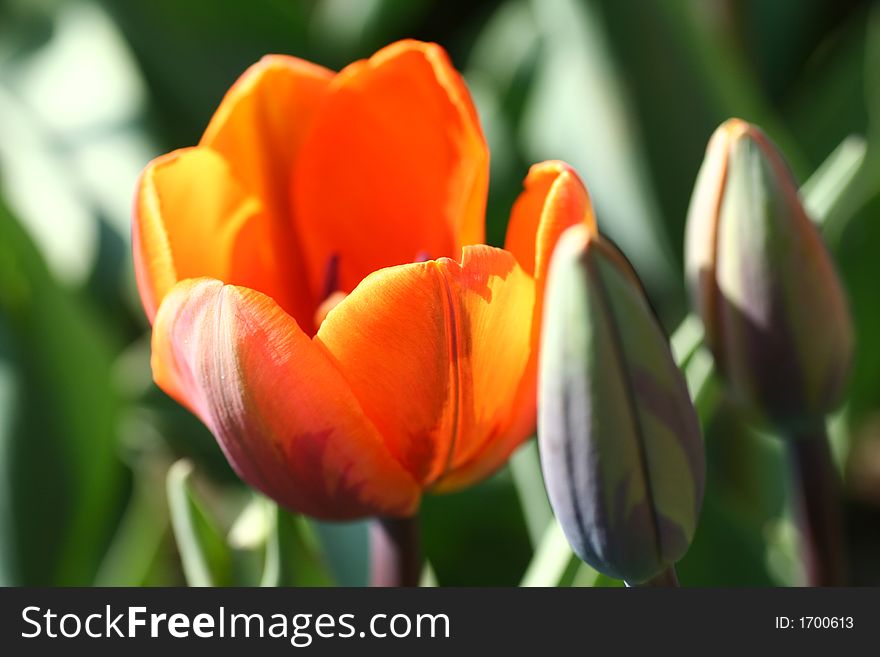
[685,119,854,432]
[538,224,705,585]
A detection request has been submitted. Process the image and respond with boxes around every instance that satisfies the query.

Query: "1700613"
[775,617,854,629]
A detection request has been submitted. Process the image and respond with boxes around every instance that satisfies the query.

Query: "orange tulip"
[133,40,594,520]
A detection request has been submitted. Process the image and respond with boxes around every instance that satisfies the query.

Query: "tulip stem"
[625,565,679,588]
[786,427,847,586]
[369,515,422,587]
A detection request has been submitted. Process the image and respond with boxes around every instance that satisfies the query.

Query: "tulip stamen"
[321,252,340,300]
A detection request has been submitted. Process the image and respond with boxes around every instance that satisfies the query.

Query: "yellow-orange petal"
[151,278,420,519]
[133,147,312,328]
[293,40,489,299]
[316,245,534,488]
[135,147,253,320]
[436,162,598,490]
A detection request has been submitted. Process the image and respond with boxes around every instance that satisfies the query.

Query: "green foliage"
[166,460,233,587]
[260,504,335,587]
[422,473,533,586]
[1,0,879,586]
[0,196,125,584]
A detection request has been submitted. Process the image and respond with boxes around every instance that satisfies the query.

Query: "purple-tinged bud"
[539,224,705,584]
[685,119,854,432]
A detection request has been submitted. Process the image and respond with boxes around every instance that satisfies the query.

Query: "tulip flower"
[539,223,704,586]
[684,118,854,585]
[133,40,594,523]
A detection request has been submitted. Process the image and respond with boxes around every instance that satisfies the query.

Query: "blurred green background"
[1,0,879,586]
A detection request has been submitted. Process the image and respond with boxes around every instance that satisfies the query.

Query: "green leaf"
[670,313,705,367]
[802,135,867,241]
[649,0,805,172]
[678,404,785,585]
[311,520,369,587]
[508,439,553,548]
[0,326,19,586]
[784,9,870,170]
[94,455,169,586]
[669,314,720,424]
[0,194,125,585]
[465,0,540,248]
[99,0,312,146]
[260,503,334,587]
[519,0,678,301]
[166,459,232,587]
[422,471,531,586]
[677,483,778,586]
[419,560,439,587]
[595,0,804,296]
[519,518,576,587]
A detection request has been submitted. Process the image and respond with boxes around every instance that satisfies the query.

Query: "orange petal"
[201,55,333,217]
[151,278,420,519]
[293,40,489,299]
[201,55,334,330]
[316,245,534,488]
[505,161,597,285]
[133,147,311,328]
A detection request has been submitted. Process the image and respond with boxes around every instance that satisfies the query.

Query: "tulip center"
[313,250,433,330]
[314,253,346,328]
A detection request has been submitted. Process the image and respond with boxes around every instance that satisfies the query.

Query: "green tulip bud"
[538,224,705,585]
[685,119,854,432]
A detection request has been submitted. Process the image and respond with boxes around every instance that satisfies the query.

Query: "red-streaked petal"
[435,247,536,477]
[151,278,420,519]
[436,162,598,490]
